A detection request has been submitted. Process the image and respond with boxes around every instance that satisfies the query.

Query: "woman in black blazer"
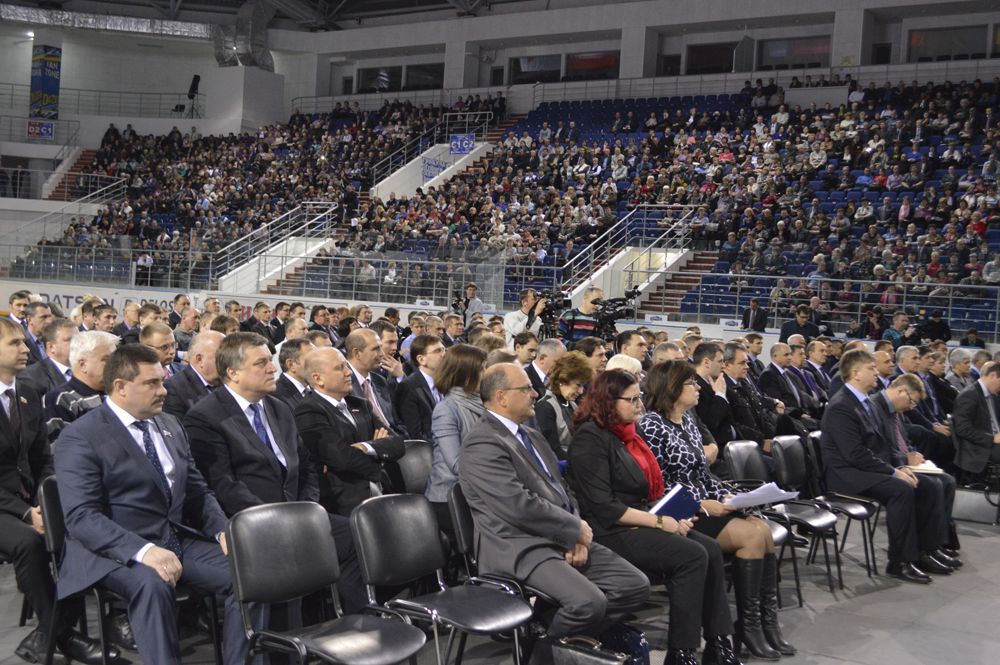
[639,360,795,661]
[566,369,741,665]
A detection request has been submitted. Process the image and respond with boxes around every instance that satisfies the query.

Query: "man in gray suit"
[459,363,649,638]
[953,361,1000,476]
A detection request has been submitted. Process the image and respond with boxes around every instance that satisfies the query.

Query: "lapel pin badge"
[162,430,173,438]
[19,397,27,405]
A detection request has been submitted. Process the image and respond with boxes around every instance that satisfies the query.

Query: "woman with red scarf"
[567,369,741,665]
[639,361,795,662]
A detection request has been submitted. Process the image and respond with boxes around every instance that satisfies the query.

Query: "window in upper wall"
[758,36,831,70]
[657,54,681,77]
[686,42,737,75]
[509,55,561,85]
[908,26,987,62]
[357,66,402,93]
[404,63,444,90]
[564,51,620,81]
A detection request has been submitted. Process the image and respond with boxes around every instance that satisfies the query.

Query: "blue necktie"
[921,375,941,419]
[517,427,573,513]
[133,420,182,560]
[249,403,286,471]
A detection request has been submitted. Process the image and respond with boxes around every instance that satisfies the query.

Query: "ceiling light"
[26,31,34,38]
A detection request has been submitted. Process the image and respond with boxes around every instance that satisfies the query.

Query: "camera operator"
[503,288,546,345]
[454,282,486,325]
[558,286,604,348]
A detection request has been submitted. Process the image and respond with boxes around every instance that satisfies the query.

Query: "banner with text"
[29,44,61,120]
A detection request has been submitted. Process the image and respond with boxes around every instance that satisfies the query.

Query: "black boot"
[733,558,781,661]
[664,648,699,665]
[760,554,796,656]
[702,635,743,665]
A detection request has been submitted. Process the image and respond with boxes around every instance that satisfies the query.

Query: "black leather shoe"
[917,553,953,575]
[59,631,121,665]
[940,546,959,558]
[15,628,46,663]
[109,610,137,651]
[934,549,962,567]
[701,636,744,665]
[664,648,700,665]
[885,561,932,584]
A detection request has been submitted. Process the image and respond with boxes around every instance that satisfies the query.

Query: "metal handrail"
[0,168,122,200]
[621,208,695,291]
[0,82,206,118]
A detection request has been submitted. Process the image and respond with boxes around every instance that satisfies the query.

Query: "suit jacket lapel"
[101,405,171,507]
[262,397,294,469]
[416,372,435,409]
[219,390,283,477]
[485,414,560,491]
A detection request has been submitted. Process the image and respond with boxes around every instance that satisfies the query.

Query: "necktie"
[782,370,801,405]
[4,388,20,437]
[64,369,73,381]
[363,378,391,429]
[517,427,573,513]
[133,420,183,559]
[984,389,1000,435]
[248,403,286,469]
[892,414,910,456]
[921,375,941,418]
[336,400,357,427]
[799,367,821,398]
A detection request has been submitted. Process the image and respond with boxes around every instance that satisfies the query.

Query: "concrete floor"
[1,518,997,665]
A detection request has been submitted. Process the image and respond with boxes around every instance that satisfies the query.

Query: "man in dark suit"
[525,338,566,399]
[441,314,464,348]
[55,343,242,665]
[7,289,31,330]
[183,332,365,613]
[820,349,952,583]
[803,340,834,395]
[139,322,184,380]
[0,318,109,664]
[741,298,768,332]
[246,302,275,345]
[778,305,820,344]
[274,338,314,410]
[45,330,119,444]
[744,333,766,383]
[163,330,223,418]
[459,363,649,639]
[692,342,735,449]
[722,343,781,445]
[120,303,163,345]
[346,329,406,437]
[393,334,445,442]
[167,293,189,329]
[758,343,817,429]
[23,302,52,366]
[953,361,1000,477]
[18,317,75,397]
[294,348,404,516]
[112,302,140,339]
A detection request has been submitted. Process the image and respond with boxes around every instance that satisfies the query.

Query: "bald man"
[163,331,224,418]
[345,329,406,436]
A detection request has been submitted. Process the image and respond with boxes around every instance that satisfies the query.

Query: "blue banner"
[30,44,61,120]
[449,133,475,154]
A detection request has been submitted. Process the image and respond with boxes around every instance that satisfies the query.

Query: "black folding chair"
[227,501,426,665]
[38,476,223,665]
[384,439,434,494]
[803,431,881,576]
[351,493,533,665]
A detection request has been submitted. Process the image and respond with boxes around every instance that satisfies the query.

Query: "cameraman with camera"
[503,288,547,345]
[454,282,487,325]
[558,286,604,348]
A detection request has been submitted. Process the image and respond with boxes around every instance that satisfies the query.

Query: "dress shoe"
[885,561,932,584]
[109,610,137,651]
[930,549,962,568]
[15,628,46,663]
[701,636,744,665]
[940,546,959,558]
[59,631,121,665]
[917,553,953,575]
[664,648,700,665]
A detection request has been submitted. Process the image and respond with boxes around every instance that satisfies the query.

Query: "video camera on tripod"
[591,287,640,341]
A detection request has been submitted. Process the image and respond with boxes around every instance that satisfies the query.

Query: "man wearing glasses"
[140,322,184,379]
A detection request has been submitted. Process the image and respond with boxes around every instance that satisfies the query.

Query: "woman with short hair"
[534,351,593,459]
[640,360,795,660]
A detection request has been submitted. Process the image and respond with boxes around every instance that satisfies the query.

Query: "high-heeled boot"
[733,558,781,661]
[759,553,796,656]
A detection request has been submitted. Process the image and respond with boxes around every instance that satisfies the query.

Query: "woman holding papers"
[638,361,795,661]
[567,369,743,665]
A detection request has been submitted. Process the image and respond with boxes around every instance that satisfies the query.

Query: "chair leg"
[454,631,469,665]
[832,529,844,590]
[44,600,60,665]
[94,590,112,665]
[431,622,444,665]
[820,534,834,593]
[208,594,223,665]
[838,519,852,553]
[512,627,522,665]
[859,519,872,577]
[788,541,803,608]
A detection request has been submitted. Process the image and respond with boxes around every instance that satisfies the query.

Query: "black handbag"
[527,635,628,664]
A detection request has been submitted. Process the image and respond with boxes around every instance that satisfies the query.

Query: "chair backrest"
[448,484,475,558]
[37,475,65,558]
[395,439,434,494]
[770,435,809,492]
[804,431,827,494]
[726,440,773,482]
[227,502,340,605]
[351,494,446,587]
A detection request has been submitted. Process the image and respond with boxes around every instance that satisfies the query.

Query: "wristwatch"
[655,515,664,530]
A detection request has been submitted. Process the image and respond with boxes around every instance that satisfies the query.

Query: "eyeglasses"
[617,395,644,406]
[684,380,699,387]
[504,385,537,394]
[152,342,176,352]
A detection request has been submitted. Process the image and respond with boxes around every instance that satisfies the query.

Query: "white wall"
[371,141,491,199]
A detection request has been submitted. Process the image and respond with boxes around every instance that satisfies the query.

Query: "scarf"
[612,421,664,503]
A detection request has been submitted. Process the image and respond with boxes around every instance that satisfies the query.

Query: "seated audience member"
[567,369,743,665]
[0,318,112,664]
[393,334,446,443]
[294,347,404,516]
[441,313,464,347]
[535,351,594,459]
[17,317,76,397]
[23,302,53,366]
[652,341,685,365]
[274,338,315,409]
[45,330,119,442]
[953,361,1000,479]
[460,364,650,641]
[112,302,139,338]
[512,332,539,366]
[306,329,334,348]
[120,304,163,345]
[946,348,974,391]
[691,342,736,454]
[721,342,784,453]
[927,351,958,415]
[872,375,961,553]
[639,360,795,659]
[787,343,826,414]
[210,314,241,336]
[526,338,567,397]
[172,307,200,356]
[821,349,951,583]
[617,330,651,369]
[574,336,609,373]
[273,317,309,369]
[424,343,488,534]
[139,322,183,379]
[163,330,224,418]
[183,332,365,612]
[346,329,406,436]
[370,319,405,383]
[54,344,244,665]
[744,333,766,382]
[399,316,425,362]
[758,343,818,430]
